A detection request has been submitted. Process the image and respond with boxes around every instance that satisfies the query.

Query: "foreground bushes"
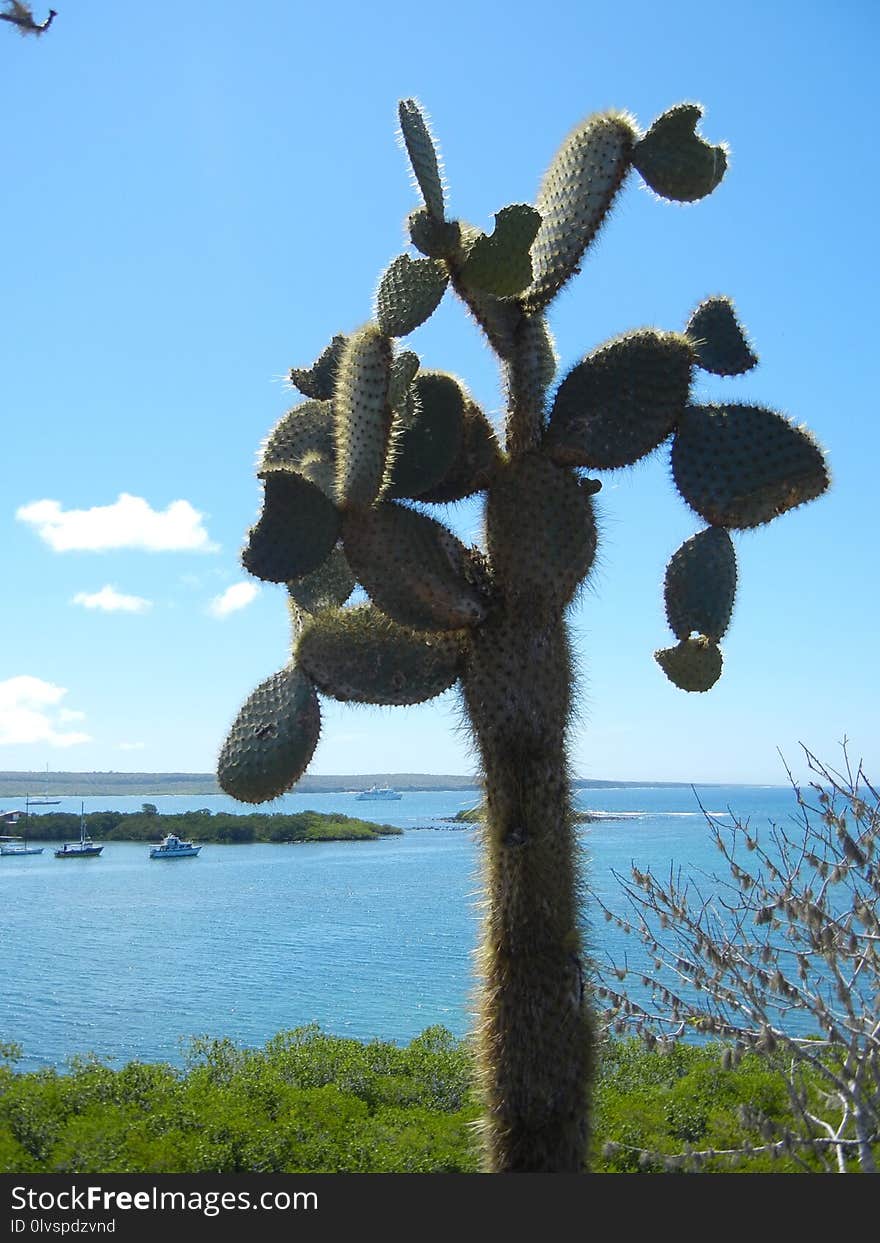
[0,1030,864,1173]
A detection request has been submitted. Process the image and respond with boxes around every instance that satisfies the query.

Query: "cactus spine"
[219,98,829,1171]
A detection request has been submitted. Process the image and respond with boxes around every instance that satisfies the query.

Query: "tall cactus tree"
[217,100,829,1171]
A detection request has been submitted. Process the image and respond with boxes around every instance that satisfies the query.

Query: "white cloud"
[72,585,152,614]
[16,494,219,553]
[0,677,91,748]
[208,582,259,618]
[118,741,145,751]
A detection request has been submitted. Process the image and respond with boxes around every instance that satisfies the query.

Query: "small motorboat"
[149,833,202,860]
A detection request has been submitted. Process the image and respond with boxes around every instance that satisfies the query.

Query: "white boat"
[355,784,403,801]
[28,765,61,806]
[55,804,103,859]
[150,833,202,859]
[0,834,44,857]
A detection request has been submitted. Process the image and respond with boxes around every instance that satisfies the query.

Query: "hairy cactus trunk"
[462,608,592,1171]
[457,319,593,1171]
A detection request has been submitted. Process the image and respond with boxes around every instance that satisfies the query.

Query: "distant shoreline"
[0,771,747,798]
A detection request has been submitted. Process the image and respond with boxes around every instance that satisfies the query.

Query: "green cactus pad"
[407,208,461,259]
[654,636,723,692]
[398,98,445,221]
[664,527,736,641]
[217,665,321,803]
[297,604,462,705]
[387,371,466,499]
[671,403,830,528]
[258,400,334,476]
[388,350,420,412]
[289,335,348,401]
[343,502,489,631]
[685,297,758,375]
[287,547,355,615]
[487,455,597,610]
[376,254,448,338]
[333,324,394,507]
[633,104,727,203]
[545,330,693,468]
[459,204,541,299]
[522,112,637,313]
[242,472,341,583]
[417,400,502,502]
[295,450,336,498]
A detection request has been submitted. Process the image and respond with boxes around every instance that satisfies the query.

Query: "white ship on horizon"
[355,785,403,802]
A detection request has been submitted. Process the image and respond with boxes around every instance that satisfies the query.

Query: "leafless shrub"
[592,742,879,1172]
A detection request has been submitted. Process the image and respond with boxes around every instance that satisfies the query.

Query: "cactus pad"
[289,335,348,401]
[417,399,502,502]
[672,403,829,528]
[487,455,597,610]
[388,350,420,412]
[685,297,757,375]
[459,204,542,299]
[343,502,488,631]
[633,104,727,203]
[387,371,466,499]
[654,636,723,692]
[664,527,736,641]
[523,111,637,312]
[398,98,445,221]
[217,665,321,803]
[242,472,341,584]
[376,254,448,338]
[287,547,355,615]
[545,330,693,468]
[259,400,334,476]
[297,604,462,705]
[295,450,336,498]
[333,324,394,507]
[408,208,461,259]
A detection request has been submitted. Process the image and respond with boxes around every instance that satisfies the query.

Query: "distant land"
[0,771,720,798]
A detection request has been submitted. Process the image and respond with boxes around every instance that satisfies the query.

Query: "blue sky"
[0,1,876,784]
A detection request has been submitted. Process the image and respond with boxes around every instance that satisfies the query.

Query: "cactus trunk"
[459,312,594,1171]
[462,609,592,1171]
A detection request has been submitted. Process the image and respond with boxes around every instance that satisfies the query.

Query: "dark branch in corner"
[0,4,57,36]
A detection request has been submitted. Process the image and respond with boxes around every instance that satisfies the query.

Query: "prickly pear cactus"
[218,98,829,1171]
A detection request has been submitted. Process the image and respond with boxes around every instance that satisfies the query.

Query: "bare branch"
[592,742,880,1172]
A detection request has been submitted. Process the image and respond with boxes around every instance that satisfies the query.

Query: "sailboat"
[0,833,44,857]
[28,765,61,806]
[54,804,103,859]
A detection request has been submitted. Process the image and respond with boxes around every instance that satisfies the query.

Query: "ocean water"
[0,783,816,1071]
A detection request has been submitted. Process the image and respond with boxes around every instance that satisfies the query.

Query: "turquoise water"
[0,783,810,1071]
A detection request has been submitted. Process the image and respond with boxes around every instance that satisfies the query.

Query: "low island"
[450,805,601,824]
[19,808,401,845]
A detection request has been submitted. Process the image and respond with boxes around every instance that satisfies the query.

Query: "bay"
[0,783,810,1071]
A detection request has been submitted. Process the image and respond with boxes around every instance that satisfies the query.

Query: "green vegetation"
[22,810,400,844]
[0,1032,861,1174]
[451,804,598,824]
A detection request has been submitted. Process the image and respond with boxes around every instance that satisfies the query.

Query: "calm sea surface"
[0,784,811,1071]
